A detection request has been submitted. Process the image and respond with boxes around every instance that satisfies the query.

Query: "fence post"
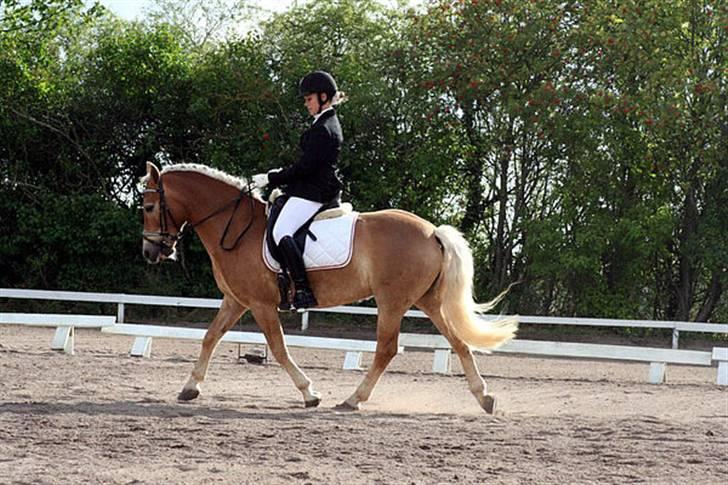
[301,310,310,332]
[671,329,679,349]
[117,302,125,323]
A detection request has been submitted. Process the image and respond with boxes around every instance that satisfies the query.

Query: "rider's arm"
[267,125,335,187]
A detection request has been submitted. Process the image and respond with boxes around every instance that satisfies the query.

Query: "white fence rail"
[4,288,726,348]
[0,288,221,323]
[2,288,727,385]
[0,312,116,354]
[303,306,728,350]
[396,331,722,383]
[102,323,402,370]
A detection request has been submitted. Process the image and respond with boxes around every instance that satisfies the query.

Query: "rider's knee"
[272,225,292,245]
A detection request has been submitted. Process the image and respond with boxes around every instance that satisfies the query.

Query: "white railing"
[2,288,727,385]
[302,306,728,350]
[3,288,726,349]
[0,288,221,323]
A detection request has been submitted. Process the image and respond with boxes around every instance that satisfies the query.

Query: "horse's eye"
[144,204,155,213]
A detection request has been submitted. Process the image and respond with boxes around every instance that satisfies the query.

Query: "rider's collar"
[312,106,334,125]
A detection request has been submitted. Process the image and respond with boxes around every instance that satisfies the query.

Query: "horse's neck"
[168,172,265,259]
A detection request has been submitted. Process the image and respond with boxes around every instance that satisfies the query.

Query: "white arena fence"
[1,288,727,385]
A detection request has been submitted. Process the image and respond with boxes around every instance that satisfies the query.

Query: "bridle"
[142,175,256,257]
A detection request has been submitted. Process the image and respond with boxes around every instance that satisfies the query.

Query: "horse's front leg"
[251,306,321,407]
[178,295,246,401]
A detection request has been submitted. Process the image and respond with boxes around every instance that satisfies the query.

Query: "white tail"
[434,225,518,350]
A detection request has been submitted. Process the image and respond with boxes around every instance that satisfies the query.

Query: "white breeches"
[272,197,323,244]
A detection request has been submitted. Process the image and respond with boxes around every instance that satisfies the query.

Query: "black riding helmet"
[298,71,337,113]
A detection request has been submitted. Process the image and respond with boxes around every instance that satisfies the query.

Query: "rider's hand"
[252,173,269,188]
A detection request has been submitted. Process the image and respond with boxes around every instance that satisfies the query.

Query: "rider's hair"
[331,91,348,106]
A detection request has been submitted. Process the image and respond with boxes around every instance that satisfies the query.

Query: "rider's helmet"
[298,71,338,106]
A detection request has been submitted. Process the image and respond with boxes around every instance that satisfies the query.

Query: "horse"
[140,162,517,413]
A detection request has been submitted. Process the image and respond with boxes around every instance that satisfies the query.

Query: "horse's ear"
[146,162,160,183]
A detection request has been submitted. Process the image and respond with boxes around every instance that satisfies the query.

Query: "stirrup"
[293,287,318,311]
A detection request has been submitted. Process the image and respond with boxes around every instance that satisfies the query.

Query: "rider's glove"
[252,173,269,188]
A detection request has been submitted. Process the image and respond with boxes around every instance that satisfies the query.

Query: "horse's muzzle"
[143,240,163,264]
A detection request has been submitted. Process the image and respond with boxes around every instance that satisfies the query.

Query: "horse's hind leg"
[416,293,497,414]
[179,295,246,401]
[251,306,321,407]
[337,304,406,410]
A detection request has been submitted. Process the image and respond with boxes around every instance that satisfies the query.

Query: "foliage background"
[1,0,725,322]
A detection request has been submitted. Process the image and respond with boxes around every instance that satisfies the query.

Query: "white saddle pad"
[263,213,359,273]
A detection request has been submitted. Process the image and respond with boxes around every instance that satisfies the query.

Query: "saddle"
[265,193,357,310]
[265,194,344,266]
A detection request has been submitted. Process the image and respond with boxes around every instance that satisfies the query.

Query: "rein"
[143,175,255,254]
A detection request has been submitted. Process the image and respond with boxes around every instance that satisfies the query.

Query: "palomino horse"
[141,162,517,413]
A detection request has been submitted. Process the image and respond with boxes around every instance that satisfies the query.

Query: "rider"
[253,70,345,310]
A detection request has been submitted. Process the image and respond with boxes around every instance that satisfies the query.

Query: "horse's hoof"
[334,401,359,411]
[305,396,321,408]
[482,394,497,414]
[177,388,200,401]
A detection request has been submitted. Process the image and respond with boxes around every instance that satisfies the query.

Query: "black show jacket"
[267,108,343,203]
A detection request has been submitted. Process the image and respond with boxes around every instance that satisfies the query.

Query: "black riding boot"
[277,236,318,310]
[276,272,292,312]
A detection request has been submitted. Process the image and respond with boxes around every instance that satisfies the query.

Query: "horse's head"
[140,162,186,264]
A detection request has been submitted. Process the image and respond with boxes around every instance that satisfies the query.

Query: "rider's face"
[303,93,328,116]
[303,94,319,116]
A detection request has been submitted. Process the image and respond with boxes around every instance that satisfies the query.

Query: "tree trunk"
[675,185,698,321]
[460,107,485,234]
[695,271,723,322]
[493,121,514,290]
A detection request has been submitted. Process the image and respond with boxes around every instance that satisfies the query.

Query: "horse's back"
[353,209,442,287]
[357,209,437,242]
[358,208,435,228]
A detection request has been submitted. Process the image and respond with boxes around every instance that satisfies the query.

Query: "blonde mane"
[141,163,264,202]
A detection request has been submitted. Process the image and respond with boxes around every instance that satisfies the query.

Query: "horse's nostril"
[143,249,150,260]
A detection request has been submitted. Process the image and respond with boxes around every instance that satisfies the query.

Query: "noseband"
[143,175,255,256]
[143,176,182,257]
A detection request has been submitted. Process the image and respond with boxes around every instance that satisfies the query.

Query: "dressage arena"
[1,325,726,484]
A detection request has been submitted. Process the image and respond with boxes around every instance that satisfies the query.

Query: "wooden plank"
[5,289,726,333]
[400,333,450,349]
[104,324,209,340]
[50,327,74,355]
[717,363,728,386]
[712,347,728,361]
[648,362,666,384]
[403,334,712,366]
[284,334,382,353]
[478,314,677,329]
[1,288,127,304]
[497,340,712,366]
[306,306,427,318]
[675,322,728,334]
[118,294,221,308]
[432,349,452,374]
[307,306,378,316]
[716,348,728,386]
[130,337,152,358]
[102,324,400,353]
[0,313,116,328]
[0,288,222,309]
[342,352,363,370]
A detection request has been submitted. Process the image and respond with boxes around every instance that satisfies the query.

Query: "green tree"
[407,0,580,302]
